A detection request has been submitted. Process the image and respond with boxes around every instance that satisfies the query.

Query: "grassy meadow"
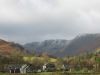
[0,72,100,75]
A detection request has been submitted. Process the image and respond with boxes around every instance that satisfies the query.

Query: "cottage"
[20,64,30,74]
[8,65,21,73]
[9,67,14,73]
[32,65,42,73]
[20,64,40,74]
[61,64,70,71]
[42,63,56,72]
[43,64,47,71]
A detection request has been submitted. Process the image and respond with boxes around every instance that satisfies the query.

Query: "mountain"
[24,40,69,55]
[0,39,27,57]
[62,34,100,57]
[24,34,100,57]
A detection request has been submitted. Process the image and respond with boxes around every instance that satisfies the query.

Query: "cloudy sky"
[0,0,100,44]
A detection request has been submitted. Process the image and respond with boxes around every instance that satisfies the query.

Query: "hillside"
[61,34,100,57]
[0,39,27,57]
[24,34,100,57]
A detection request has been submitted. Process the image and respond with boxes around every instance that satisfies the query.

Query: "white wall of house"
[20,64,28,74]
[42,64,47,71]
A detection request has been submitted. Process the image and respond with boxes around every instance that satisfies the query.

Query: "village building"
[61,64,70,71]
[8,64,21,73]
[42,63,56,72]
[20,64,34,74]
[20,64,42,74]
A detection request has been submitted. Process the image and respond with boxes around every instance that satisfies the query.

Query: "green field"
[0,72,100,75]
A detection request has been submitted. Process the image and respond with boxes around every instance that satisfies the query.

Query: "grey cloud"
[0,0,100,44]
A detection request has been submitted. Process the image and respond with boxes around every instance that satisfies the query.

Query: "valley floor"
[0,72,100,75]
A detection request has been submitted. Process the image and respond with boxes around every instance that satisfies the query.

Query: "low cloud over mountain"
[24,34,100,57]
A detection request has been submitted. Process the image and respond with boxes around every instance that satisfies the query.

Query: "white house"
[42,63,56,72]
[20,64,29,74]
[42,64,47,71]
